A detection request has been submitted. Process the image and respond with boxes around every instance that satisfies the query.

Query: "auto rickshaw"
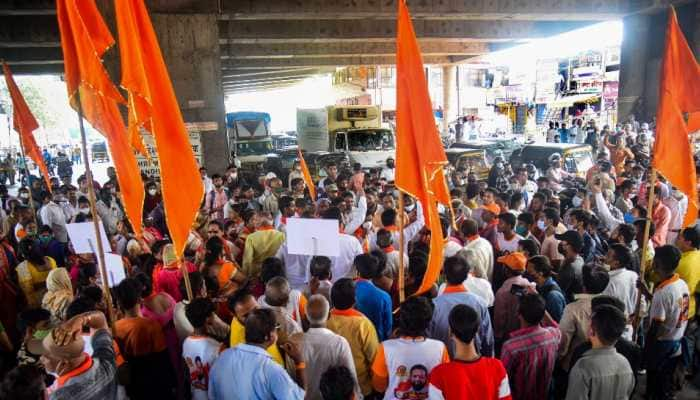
[509,143,594,178]
[445,148,490,180]
[450,138,523,165]
[91,142,110,163]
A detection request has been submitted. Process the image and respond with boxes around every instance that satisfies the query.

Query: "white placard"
[66,222,110,254]
[104,253,126,288]
[286,218,340,257]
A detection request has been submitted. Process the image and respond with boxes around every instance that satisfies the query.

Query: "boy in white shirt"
[183,298,225,400]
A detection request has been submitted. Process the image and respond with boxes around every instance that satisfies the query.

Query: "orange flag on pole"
[115,0,204,258]
[2,63,52,191]
[652,7,700,227]
[395,1,451,295]
[297,149,317,200]
[56,0,144,235]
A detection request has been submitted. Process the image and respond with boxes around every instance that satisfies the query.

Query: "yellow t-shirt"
[678,250,700,318]
[17,257,57,308]
[229,317,284,365]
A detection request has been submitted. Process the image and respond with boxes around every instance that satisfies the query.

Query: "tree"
[0,77,60,131]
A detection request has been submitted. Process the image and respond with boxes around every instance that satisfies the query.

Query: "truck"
[226,111,274,172]
[296,105,395,171]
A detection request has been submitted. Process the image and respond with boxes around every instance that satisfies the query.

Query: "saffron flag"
[56,0,144,235]
[652,7,700,227]
[297,149,317,200]
[395,1,451,295]
[2,63,52,191]
[115,0,204,258]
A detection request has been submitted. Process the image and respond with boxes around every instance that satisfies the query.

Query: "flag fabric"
[395,1,451,295]
[652,6,700,227]
[115,0,204,258]
[297,149,317,200]
[56,0,144,235]
[2,63,52,191]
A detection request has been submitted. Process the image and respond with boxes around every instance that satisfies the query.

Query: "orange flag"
[652,7,700,227]
[115,0,204,258]
[395,1,451,295]
[297,149,317,200]
[56,0,144,235]
[2,63,52,191]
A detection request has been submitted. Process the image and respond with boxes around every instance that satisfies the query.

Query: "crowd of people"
[0,116,697,400]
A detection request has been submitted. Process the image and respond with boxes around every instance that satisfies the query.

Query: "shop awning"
[547,94,600,108]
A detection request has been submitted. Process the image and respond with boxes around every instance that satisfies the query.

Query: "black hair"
[376,228,393,248]
[448,304,480,344]
[582,265,610,294]
[227,284,254,311]
[322,207,343,225]
[542,208,560,226]
[261,257,285,285]
[616,224,637,244]
[591,304,626,346]
[408,253,428,283]
[0,365,46,400]
[370,250,388,278]
[681,226,700,249]
[208,220,224,231]
[279,196,295,212]
[653,245,682,275]
[398,296,433,337]
[19,238,43,265]
[18,308,51,334]
[518,238,540,257]
[459,218,479,237]
[591,295,626,314]
[114,278,143,310]
[354,253,379,279]
[444,256,469,284]
[498,212,516,229]
[528,255,553,277]
[310,256,332,280]
[65,297,97,320]
[518,293,546,325]
[609,243,634,269]
[381,208,397,227]
[466,183,479,199]
[78,285,103,305]
[570,209,590,228]
[77,262,98,289]
[204,236,224,266]
[320,366,356,400]
[244,308,277,345]
[186,298,216,330]
[517,212,534,226]
[133,272,154,297]
[38,225,52,235]
[181,271,204,300]
[330,278,356,310]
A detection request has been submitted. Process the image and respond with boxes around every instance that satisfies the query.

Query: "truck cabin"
[333,129,395,152]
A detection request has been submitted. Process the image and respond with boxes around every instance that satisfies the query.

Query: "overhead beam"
[222,55,467,69]
[220,0,640,21]
[218,19,593,43]
[221,41,488,59]
[0,46,62,62]
[223,72,326,84]
[224,82,304,94]
[223,77,310,88]
[1,63,64,75]
[222,67,330,78]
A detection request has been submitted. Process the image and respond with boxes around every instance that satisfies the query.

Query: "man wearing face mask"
[553,230,585,303]
[17,187,31,207]
[545,154,571,193]
[96,187,124,236]
[288,161,304,191]
[38,191,68,244]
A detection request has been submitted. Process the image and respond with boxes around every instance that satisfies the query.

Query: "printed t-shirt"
[650,274,690,341]
[183,335,224,400]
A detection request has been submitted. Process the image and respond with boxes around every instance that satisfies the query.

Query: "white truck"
[296,105,395,170]
[226,111,274,172]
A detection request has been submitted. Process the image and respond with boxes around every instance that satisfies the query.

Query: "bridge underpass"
[1,0,700,171]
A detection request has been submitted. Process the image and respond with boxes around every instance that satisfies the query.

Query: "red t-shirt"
[429,357,512,400]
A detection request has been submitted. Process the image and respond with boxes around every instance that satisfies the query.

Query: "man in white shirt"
[295,295,360,400]
[200,167,213,194]
[495,213,523,254]
[323,207,363,281]
[601,243,643,340]
[368,200,425,254]
[456,218,494,281]
[38,191,68,243]
[380,157,396,182]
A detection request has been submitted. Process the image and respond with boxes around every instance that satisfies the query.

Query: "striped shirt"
[500,324,561,400]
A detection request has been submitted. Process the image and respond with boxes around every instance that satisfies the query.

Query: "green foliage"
[0,78,59,130]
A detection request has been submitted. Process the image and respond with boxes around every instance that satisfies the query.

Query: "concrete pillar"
[618,14,651,123]
[442,65,457,134]
[151,14,227,174]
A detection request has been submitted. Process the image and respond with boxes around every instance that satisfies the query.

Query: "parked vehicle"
[449,138,523,165]
[91,142,109,163]
[444,148,490,180]
[509,143,594,178]
[226,111,274,173]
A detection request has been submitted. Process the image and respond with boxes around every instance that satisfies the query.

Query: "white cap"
[265,172,277,180]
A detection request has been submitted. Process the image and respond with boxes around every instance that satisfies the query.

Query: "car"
[449,139,523,165]
[509,143,594,178]
[444,148,490,180]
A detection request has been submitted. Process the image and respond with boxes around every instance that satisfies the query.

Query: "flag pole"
[74,89,115,326]
[180,259,193,301]
[397,191,406,303]
[632,167,657,339]
[16,134,39,227]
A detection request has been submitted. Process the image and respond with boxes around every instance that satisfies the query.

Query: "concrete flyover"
[1,0,699,171]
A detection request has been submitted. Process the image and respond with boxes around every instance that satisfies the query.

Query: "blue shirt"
[428,288,495,357]
[355,279,393,341]
[539,277,567,322]
[208,344,304,400]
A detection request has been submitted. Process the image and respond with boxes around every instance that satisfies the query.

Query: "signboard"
[286,218,340,257]
[135,129,203,177]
